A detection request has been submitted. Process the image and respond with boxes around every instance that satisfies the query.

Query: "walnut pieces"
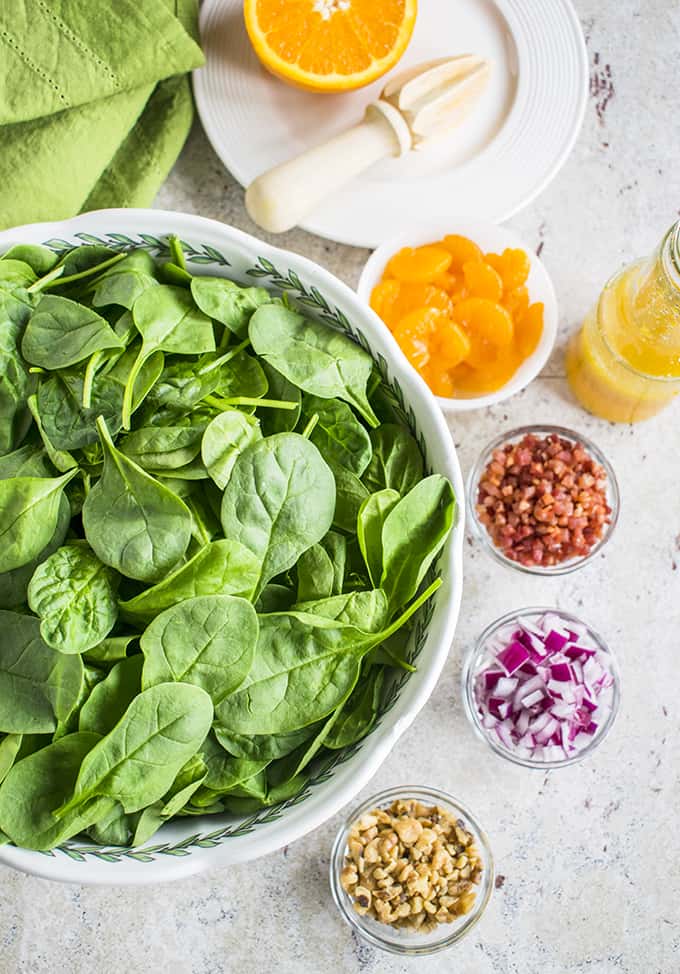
[340,799,483,932]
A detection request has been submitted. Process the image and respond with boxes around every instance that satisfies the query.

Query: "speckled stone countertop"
[1,2,679,972]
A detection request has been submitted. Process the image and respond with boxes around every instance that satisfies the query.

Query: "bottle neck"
[660,219,680,293]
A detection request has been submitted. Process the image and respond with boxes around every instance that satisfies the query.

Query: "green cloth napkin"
[0,0,204,230]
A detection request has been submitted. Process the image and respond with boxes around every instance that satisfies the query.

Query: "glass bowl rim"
[466,423,621,576]
[461,606,621,770]
[329,784,494,957]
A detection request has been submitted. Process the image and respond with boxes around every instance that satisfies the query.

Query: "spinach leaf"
[329,462,369,534]
[0,734,23,784]
[53,663,104,740]
[0,732,114,850]
[79,655,143,737]
[82,418,192,583]
[249,304,379,427]
[296,544,334,603]
[363,424,424,496]
[293,588,389,632]
[54,682,213,818]
[83,634,137,669]
[213,351,268,401]
[357,488,400,587]
[37,372,123,450]
[325,666,385,749]
[191,277,270,338]
[21,295,124,369]
[0,260,37,289]
[254,583,295,614]
[27,544,119,655]
[199,734,269,794]
[1,245,58,276]
[301,394,372,476]
[0,287,35,455]
[220,432,335,597]
[91,250,158,310]
[118,539,260,626]
[0,469,77,573]
[131,754,208,846]
[380,475,456,609]
[214,724,319,762]
[0,611,83,733]
[0,492,70,610]
[201,410,261,489]
[27,395,77,472]
[141,595,258,704]
[122,285,214,427]
[119,425,204,471]
[260,362,301,435]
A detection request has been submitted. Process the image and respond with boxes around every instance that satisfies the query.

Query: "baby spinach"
[0,611,83,733]
[27,544,119,655]
[249,304,379,427]
[301,393,372,476]
[141,595,258,704]
[201,410,261,489]
[0,236,456,850]
[82,418,192,582]
[122,285,214,427]
[79,655,143,737]
[220,432,336,596]
[191,276,270,338]
[363,424,424,496]
[55,682,213,818]
[0,469,77,573]
[118,539,260,625]
[380,475,456,610]
[21,295,124,370]
[0,732,114,850]
[357,488,400,588]
[91,249,159,310]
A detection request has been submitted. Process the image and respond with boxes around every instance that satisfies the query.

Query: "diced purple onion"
[473,612,615,763]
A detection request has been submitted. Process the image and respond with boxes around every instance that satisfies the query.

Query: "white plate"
[194,0,588,248]
[0,209,464,884]
[357,219,558,412]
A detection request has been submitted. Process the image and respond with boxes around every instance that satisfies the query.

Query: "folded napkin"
[0,0,204,229]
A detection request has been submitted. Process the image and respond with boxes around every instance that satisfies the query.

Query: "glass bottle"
[566,220,680,422]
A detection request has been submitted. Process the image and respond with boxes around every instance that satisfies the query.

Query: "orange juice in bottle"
[566,220,680,422]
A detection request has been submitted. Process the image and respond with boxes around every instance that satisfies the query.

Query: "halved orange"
[243,0,418,92]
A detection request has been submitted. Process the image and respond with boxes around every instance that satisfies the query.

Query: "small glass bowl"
[329,786,494,956]
[467,424,620,576]
[462,607,621,770]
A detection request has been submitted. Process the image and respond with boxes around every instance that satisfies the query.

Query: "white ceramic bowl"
[357,220,558,413]
[0,209,464,885]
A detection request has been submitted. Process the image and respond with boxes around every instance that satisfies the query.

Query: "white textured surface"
[1,1,679,970]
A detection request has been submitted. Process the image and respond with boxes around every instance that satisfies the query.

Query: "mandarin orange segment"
[503,285,529,319]
[441,234,484,267]
[487,248,531,290]
[243,0,417,92]
[435,320,471,368]
[462,260,503,301]
[453,297,514,346]
[370,279,401,328]
[426,366,456,397]
[392,306,440,370]
[387,246,452,284]
[515,302,544,357]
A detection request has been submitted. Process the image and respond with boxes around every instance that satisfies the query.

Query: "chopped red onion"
[473,613,615,762]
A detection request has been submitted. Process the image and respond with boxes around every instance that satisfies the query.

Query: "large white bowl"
[357,220,559,413]
[0,209,464,885]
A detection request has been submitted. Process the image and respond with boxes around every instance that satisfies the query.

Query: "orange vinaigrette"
[370,236,544,399]
[566,220,680,422]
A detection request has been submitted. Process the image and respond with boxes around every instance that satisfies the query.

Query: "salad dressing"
[566,220,680,422]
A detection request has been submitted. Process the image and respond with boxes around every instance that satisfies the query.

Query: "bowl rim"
[356,219,559,413]
[466,423,620,576]
[329,784,494,956]
[461,606,621,769]
[0,208,465,884]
